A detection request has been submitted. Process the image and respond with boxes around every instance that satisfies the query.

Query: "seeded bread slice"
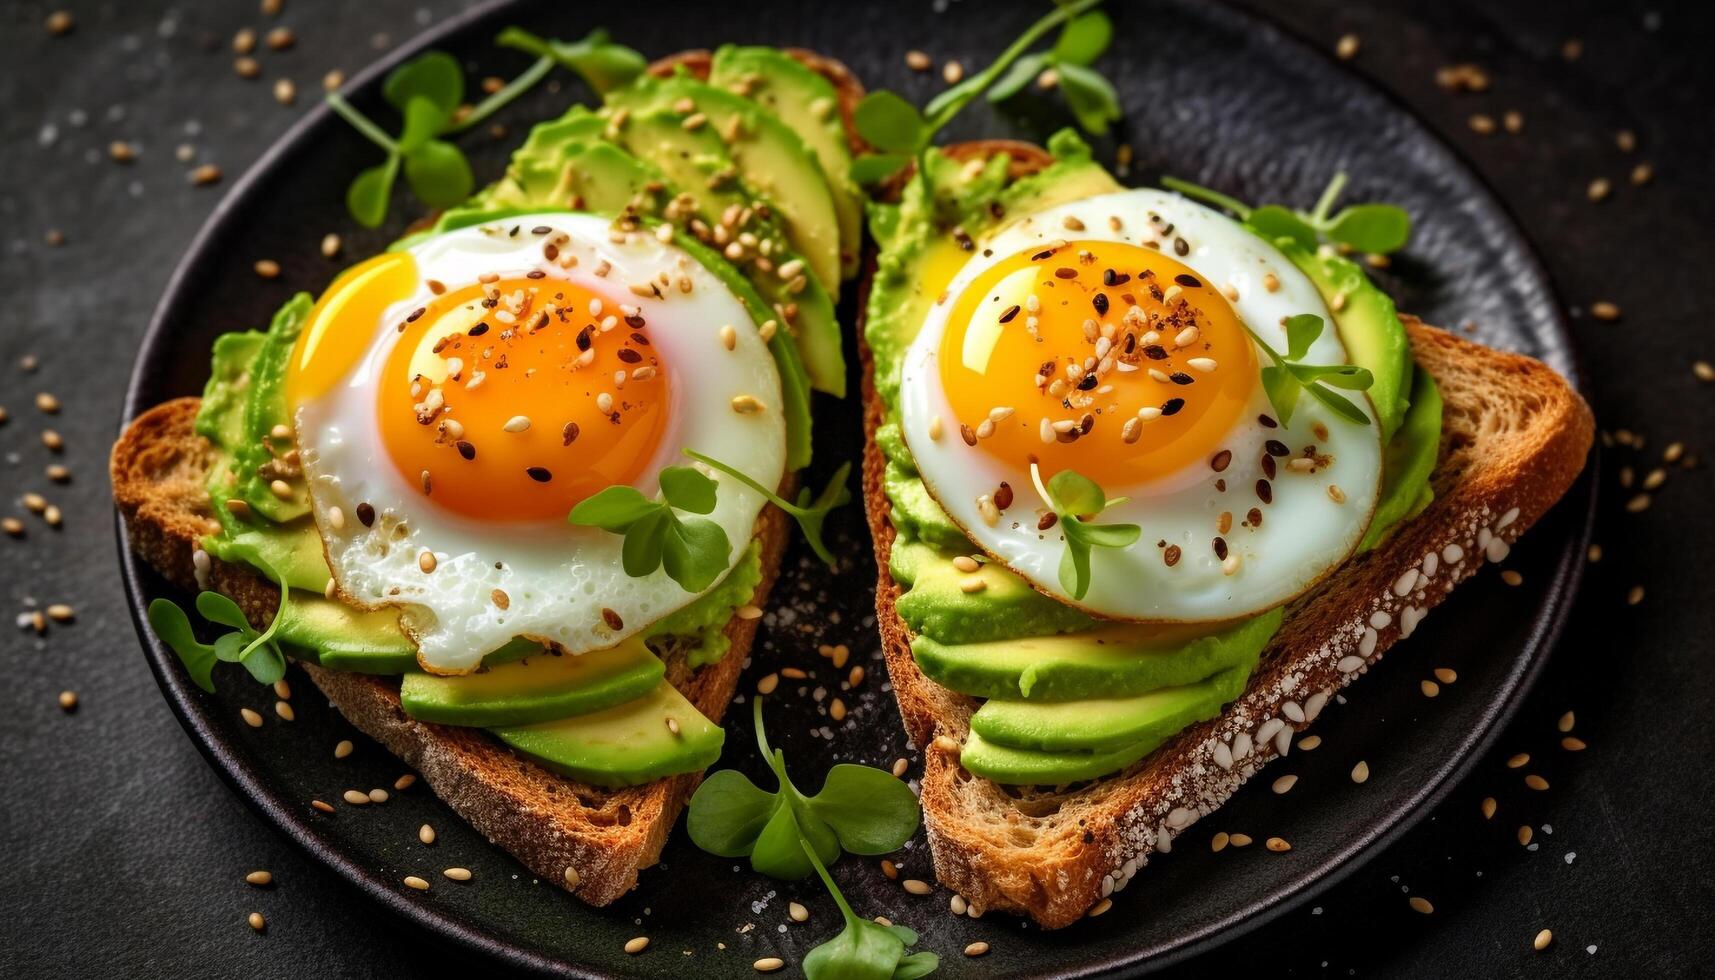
[860,142,1595,928]
[112,397,790,905]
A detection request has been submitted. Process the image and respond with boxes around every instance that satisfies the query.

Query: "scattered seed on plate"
[892,758,908,778]
[443,867,472,881]
[1351,760,1370,783]
[1335,33,1359,59]
[1590,301,1621,322]
[1409,896,1434,915]
[403,875,429,891]
[1562,736,1587,751]
[788,901,808,922]
[368,788,389,803]
[334,739,354,759]
[46,10,75,35]
[1558,710,1576,733]
[1272,774,1298,794]
[1265,837,1291,852]
[1534,929,1554,951]
[274,700,295,721]
[1434,667,1458,684]
[964,942,990,957]
[1481,797,1497,819]
[754,958,785,973]
[58,690,78,712]
[246,871,273,886]
[1525,774,1549,791]
[905,50,931,71]
[624,936,650,954]
[247,912,266,932]
[241,707,264,728]
[1507,753,1530,769]
[1518,825,1534,845]
[395,774,417,791]
[310,799,335,814]
[419,824,436,845]
[254,259,281,279]
[1421,679,1441,698]
[903,879,932,896]
[342,790,368,806]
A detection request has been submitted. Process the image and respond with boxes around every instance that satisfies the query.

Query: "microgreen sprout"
[1161,171,1412,255]
[681,450,851,566]
[1030,464,1141,601]
[1244,313,1375,427]
[849,0,1116,195]
[567,464,732,593]
[149,564,292,693]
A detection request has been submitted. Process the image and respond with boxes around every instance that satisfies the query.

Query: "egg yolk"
[377,275,673,522]
[936,239,1257,489]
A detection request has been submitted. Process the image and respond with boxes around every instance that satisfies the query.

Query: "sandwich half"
[859,134,1593,927]
[113,45,867,905]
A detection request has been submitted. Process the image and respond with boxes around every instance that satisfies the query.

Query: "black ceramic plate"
[118,0,1594,976]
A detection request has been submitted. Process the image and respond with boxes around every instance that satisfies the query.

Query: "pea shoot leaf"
[800,838,939,980]
[148,563,293,694]
[1053,10,1114,65]
[1055,61,1121,135]
[985,51,1050,103]
[495,27,645,96]
[383,51,464,116]
[849,152,912,186]
[148,599,218,694]
[1035,465,1141,600]
[568,467,732,593]
[402,138,474,207]
[854,91,928,154]
[682,450,851,566]
[1161,172,1413,255]
[346,157,399,229]
[1245,314,1374,427]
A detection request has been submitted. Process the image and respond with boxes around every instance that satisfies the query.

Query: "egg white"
[295,214,786,672]
[898,189,1384,622]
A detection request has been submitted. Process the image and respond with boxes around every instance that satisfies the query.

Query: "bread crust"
[858,143,1595,927]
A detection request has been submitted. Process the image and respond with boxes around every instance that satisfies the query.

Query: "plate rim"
[115,1,1596,976]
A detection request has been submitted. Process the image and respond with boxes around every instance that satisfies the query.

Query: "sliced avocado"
[195,331,266,451]
[970,664,1252,755]
[232,294,314,522]
[275,593,416,673]
[201,510,331,594]
[709,45,861,281]
[1281,244,1413,440]
[890,540,1095,645]
[959,730,1153,786]
[1360,365,1443,550]
[491,681,723,787]
[913,608,1280,701]
[605,104,846,398]
[401,637,665,726]
[606,74,843,298]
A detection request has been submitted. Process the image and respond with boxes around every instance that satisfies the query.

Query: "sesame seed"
[788,901,809,922]
[1630,163,1653,186]
[1696,361,1715,382]
[275,701,295,721]
[624,937,650,955]
[736,604,763,620]
[1335,33,1360,59]
[1262,273,1280,293]
[418,551,437,573]
[35,392,60,414]
[1469,113,1496,135]
[418,823,436,845]
[731,394,765,414]
[246,871,273,886]
[964,942,990,957]
[1534,929,1553,951]
[1265,837,1291,852]
[265,26,295,50]
[342,790,368,805]
[1558,710,1576,733]
[403,876,430,891]
[42,430,64,451]
[248,912,266,932]
[503,415,531,433]
[754,958,785,973]
[1501,569,1524,586]
[1421,679,1440,698]
[395,774,416,791]
[254,259,281,279]
[564,866,581,887]
[719,324,737,350]
[3,517,23,538]
[58,690,78,711]
[1298,734,1321,750]
[1351,760,1371,783]
[273,78,297,105]
[1562,736,1587,751]
[1481,797,1497,819]
[1507,752,1530,769]
[1272,774,1298,794]
[1627,584,1646,605]
[1229,833,1253,847]
[333,739,354,759]
[1587,177,1611,202]
[902,879,932,896]
[932,734,960,754]
[905,50,931,71]
[1409,896,1434,915]
[892,758,909,778]
[881,859,898,879]
[1211,832,1230,852]
[42,505,62,528]
[241,708,264,728]
[757,673,779,695]
[443,867,472,881]
[1503,110,1524,133]
[1525,774,1550,791]
[1089,898,1113,917]
[310,799,334,814]
[45,10,74,34]
[368,788,390,804]
[1518,825,1533,845]
[959,576,987,594]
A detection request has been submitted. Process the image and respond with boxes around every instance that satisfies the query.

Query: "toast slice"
[111,47,868,906]
[860,142,1595,928]
[113,397,789,904]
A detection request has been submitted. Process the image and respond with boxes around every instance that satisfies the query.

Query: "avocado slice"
[276,593,417,673]
[603,104,847,398]
[960,666,1251,784]
[709,45,861,282]
[913,608,1280,701]
[490,681,723,787]
[1360,365,1443,550]
[606,74,843,298]
[970,664,1252,755]
[200,512,332,595]
[890,539,1093,645]
[400,637,665,727]
[1281,244,1414,441]
[232,294,313,522]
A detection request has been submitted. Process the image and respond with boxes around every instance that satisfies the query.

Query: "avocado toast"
[858,137,1593,927]
[112,43,868,905]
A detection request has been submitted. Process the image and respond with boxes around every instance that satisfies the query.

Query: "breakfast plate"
[117,0,1594,975]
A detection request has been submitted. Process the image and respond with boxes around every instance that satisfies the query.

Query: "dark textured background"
[3,1,1711,977]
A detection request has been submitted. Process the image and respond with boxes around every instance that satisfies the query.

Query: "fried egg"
[898,189,1384,621]
[287,214,786,672]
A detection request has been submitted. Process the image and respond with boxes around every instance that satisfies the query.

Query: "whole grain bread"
[112,397,790,905]
[107,48,867,906]
[859,141,1595,928]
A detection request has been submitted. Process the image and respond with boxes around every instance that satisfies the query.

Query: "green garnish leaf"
[799,837,939,980]
[148,599,218,693]
[1161,171,1413,255]
[402,139,475,207]
[854,91,928,154]
[849,0,1114,214]
[495,26,645,96]
[195,591,251,631]
[397,95,450,153]
[1052,10,1115,65]
[383,51,464,117]
[658,464,718,515]
[1283,312,1324,361]
[1325,203,1412,254]
[682,450,851,566]
[683,769,777,856]
[345,157,398,229]
[893,951,942,980]
[804,765,922,855]
[1035,465,1141,600]
[212,631,249,663]
[661,517,732,594]
[849,152,912,186]
[1055,61,1121,135]
[1245,314,1373,427]
[569,469,732,593]
[238,641,288,686]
